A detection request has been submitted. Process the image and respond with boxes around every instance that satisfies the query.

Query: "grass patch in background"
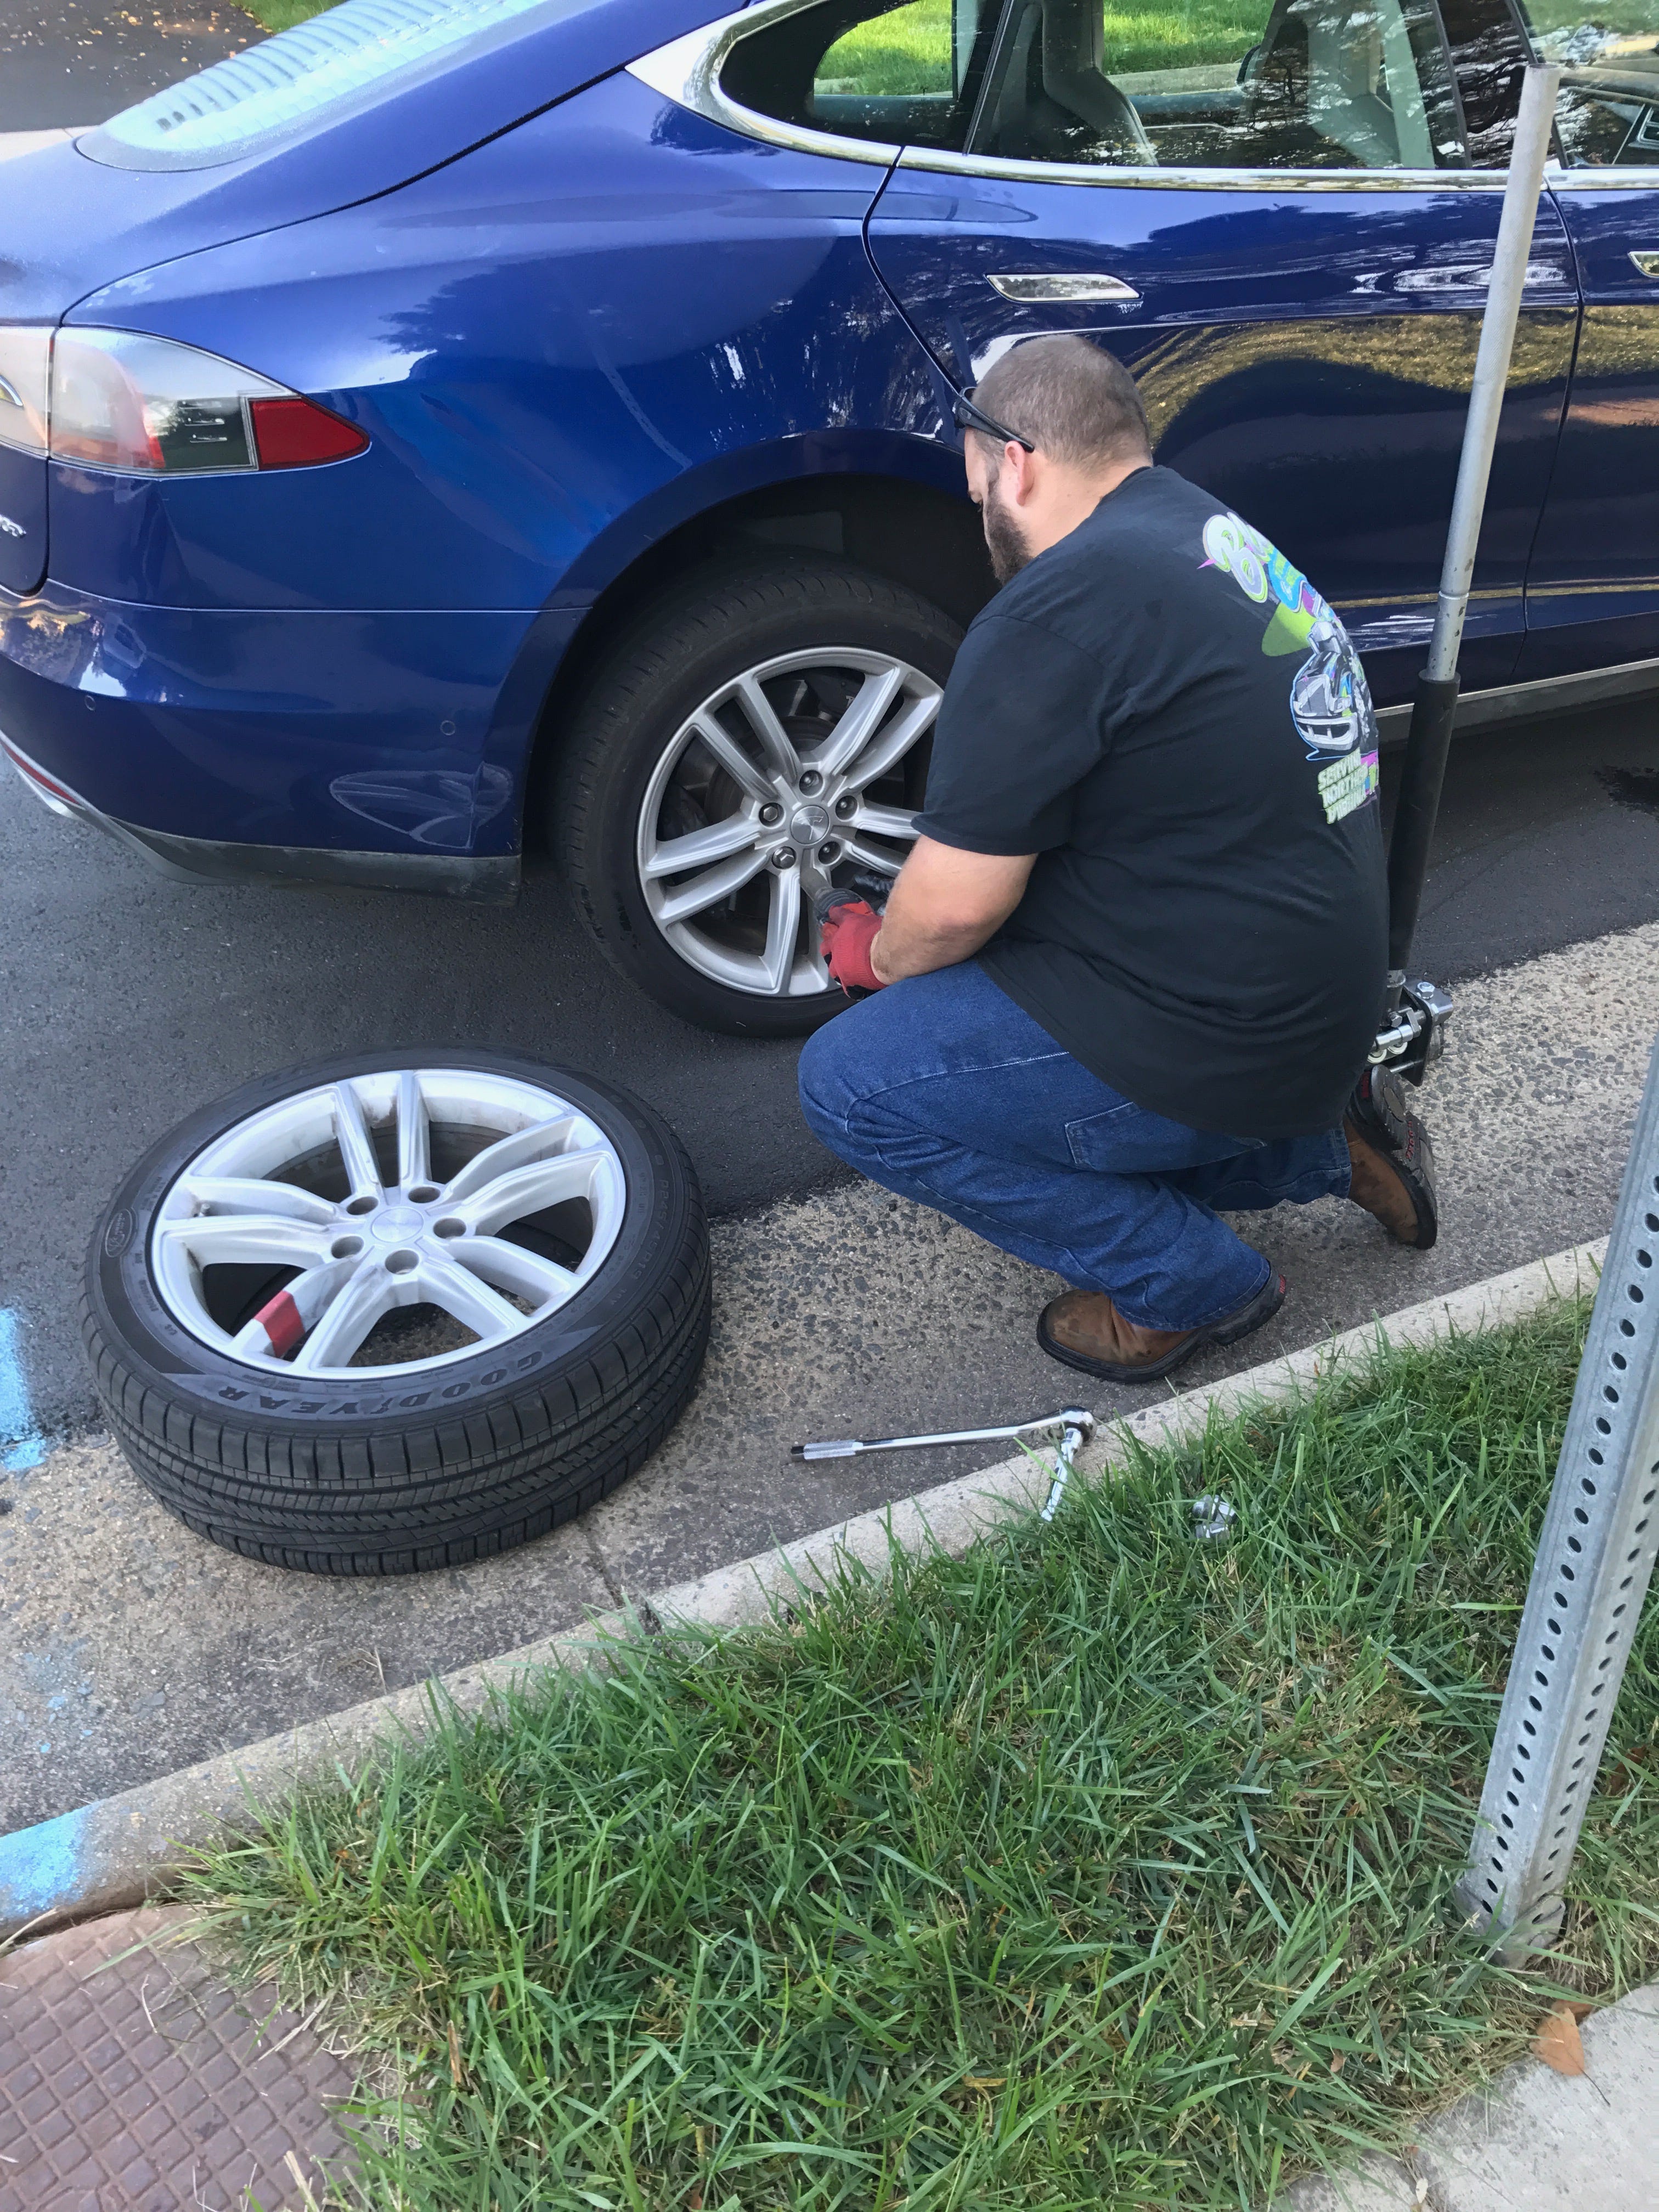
[187,1296,1658,2211]
[238,0,334,31]
[822,0,1272,97]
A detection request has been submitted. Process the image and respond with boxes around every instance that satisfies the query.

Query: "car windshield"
[87,0,595,170]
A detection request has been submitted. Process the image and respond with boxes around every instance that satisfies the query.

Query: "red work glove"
[819,898,886,995]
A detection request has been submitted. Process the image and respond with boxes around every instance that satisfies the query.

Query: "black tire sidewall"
[86,1048,701,1440]
[558,560,961,1037]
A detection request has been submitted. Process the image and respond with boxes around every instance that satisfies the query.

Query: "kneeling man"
[798,335,1436,1384]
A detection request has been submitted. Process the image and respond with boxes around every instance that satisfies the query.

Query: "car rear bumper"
[0,583,555,899]
[3,731,520,898]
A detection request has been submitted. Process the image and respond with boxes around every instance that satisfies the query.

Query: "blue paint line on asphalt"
[0,1308,47,1471]
[0,1805,89,1923]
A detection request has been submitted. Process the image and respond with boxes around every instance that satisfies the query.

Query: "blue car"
[3,0,1657,1035]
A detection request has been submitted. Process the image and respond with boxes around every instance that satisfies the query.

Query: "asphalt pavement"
[0,0,259,132]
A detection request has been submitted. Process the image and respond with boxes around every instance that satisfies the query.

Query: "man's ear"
[1004,442,1039,506]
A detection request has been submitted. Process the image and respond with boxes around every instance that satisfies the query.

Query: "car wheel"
[556,558,961,1035]
[81,1051,709,1576]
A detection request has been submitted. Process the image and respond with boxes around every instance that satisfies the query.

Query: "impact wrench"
[792,1408,1095,1522]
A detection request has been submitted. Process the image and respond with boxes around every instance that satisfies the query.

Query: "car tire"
[81,1050,710,1576]
[555,557,961,1036]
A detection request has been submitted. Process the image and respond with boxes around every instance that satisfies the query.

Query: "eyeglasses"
[952,387,1036,453]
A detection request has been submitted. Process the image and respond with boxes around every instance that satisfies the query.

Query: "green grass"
[822,0,1272,97]
[239,0,335,30]
[1099,0,1271,76]
[185,1298,1659,2211]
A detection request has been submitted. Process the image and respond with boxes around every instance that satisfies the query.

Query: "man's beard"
[981,473,1032,584]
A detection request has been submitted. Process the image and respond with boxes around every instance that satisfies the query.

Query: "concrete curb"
[0,1237,1604,1942]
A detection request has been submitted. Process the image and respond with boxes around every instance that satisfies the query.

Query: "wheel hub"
[635,646,941,1001]
[370,1202,427,1242]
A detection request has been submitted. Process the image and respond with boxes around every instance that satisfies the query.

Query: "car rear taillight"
[0,325,367,474]
[0,328,52,457]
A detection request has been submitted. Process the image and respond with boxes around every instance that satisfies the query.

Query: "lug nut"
[771,845,798,868]
[817,840,841,865]
[798,770,823,795]
[759,800,784,826]
[833,794,857,819]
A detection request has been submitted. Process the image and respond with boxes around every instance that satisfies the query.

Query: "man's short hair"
[974,336,1151,470]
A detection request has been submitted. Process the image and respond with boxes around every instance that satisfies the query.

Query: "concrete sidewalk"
[0,1906,352,2212]
[1280,1985,1659,2209]
[6,918,1657,1839]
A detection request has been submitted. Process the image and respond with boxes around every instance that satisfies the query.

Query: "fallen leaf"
[448,2018,467,2088]
[964,2076,1006,2091]
[1329,2053,1346,2075]
[1567,2000,1597,2023]
[1533,2003,1585,2075]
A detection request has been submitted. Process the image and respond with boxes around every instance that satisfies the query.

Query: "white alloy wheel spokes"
[150,1070,629,1379]
[636,647,941,998]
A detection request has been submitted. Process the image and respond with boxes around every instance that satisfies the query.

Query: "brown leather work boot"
[1344,1066,1438,1248]
[1038,1270,1286,1384]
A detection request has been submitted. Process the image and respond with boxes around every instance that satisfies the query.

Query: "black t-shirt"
[915,466,1387,1141]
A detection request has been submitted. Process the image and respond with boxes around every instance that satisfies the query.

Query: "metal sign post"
[1370,61,1560,1084]
[1458,1037,1659,1959]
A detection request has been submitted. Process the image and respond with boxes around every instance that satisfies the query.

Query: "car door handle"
[986,272,1141,303]
[1630,251,1659,278]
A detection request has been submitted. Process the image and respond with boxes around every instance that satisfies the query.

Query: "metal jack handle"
[792,1407,1096,1521]
[1372,62,1560,1081]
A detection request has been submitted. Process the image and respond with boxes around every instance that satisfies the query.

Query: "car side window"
[722,0,1005,149]
[724,0,1467,167]
[1513,0,1659,163]
[970,0,1467,167]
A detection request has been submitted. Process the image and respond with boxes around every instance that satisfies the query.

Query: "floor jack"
[799,91,1555,1503]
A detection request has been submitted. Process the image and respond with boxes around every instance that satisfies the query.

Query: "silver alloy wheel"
[635,646,942,997]
[150,1068,628,1379]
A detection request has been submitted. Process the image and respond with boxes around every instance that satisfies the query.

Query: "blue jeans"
[797,962,1350,1333]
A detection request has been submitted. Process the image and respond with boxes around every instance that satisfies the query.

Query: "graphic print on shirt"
[1199,511,1379,825]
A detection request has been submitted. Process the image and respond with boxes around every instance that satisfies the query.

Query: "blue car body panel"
[867,171,1578,701]
[0,446,48,597]
[1,0,1657,905]
[1519,185,1659,681]
[3,75,957,860]
[0,591,539,854]
[58,77,930,614]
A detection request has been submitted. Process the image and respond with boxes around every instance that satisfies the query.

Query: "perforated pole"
[1458,1034,1659,1961]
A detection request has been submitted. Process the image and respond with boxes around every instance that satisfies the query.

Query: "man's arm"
[869,835,1036,984]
